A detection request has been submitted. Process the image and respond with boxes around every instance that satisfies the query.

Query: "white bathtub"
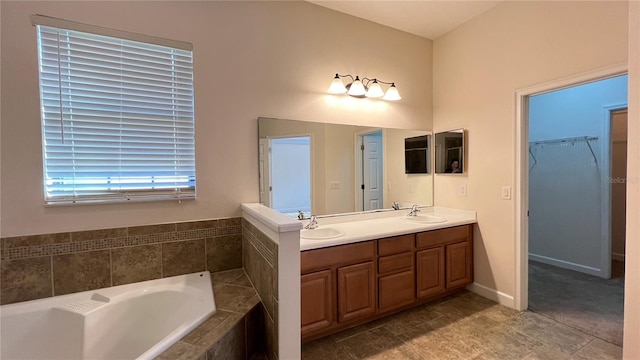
[0,271,215,360]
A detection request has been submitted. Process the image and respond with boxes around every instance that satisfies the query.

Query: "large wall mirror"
[435,129,465,174]
[258,117,434,217]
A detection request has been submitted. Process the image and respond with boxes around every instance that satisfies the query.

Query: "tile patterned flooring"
[302,291,623,360]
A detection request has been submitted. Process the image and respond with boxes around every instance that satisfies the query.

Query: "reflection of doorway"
[260,136,311,217]
[356,130,383,211]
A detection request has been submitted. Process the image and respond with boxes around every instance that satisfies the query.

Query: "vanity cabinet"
[300,241,375,338]
[416,225,473,297]
[301,224,473,342]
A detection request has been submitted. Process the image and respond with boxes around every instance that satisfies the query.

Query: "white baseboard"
[528,253,604,277]
[466,282,515,309]
[612,252,625,262]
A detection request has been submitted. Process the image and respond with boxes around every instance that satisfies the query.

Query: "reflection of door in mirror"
[356,131,384,211]
[259,136,311,217]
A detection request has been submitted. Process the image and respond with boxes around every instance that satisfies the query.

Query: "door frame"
[602,104,629,277]
[606,107,629,264]
[514,63,627,311]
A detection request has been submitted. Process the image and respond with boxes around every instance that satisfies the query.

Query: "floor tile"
[506,312,593,354]
[338,327,409,359]
[302,336,354,360]
[571,339,623,360]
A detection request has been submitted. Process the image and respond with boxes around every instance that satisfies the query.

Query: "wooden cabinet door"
[301,270,333,336]
[337,262,376,323]
[446,241,473,289]
[379,270,415,312]
[416,247,445,298]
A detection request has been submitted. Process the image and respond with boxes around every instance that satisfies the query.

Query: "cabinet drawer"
[378,234,414,256]
[378,252,413,275]
[416,225,471,249]
[301,241,375,273]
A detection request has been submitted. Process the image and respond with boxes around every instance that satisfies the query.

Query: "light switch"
[409,183,414,193]
[459,184,467,197]
[501,186,511,200]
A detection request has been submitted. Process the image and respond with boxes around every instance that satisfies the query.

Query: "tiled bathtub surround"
[158,268,264,360]
[242,219,279,360]
[0,218,242,305]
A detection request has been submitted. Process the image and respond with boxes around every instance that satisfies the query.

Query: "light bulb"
[383,83,401,101]
[347,76,366,97]
[327,74,347,94]
[366,80,384,98]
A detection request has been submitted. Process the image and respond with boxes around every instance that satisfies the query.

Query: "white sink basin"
[300,227,346,240]
[402,214,448,224]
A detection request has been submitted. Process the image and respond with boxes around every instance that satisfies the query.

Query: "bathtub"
[0,271,215,360]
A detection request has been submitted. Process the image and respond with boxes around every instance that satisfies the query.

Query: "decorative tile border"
[1,220,241,261]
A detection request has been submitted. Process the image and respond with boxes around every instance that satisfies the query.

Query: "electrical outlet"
[329,181,340,190]
[501,186,511,200]
[459,184,467,197]
[409,183,414,193]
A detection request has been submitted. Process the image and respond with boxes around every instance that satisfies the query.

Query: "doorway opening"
[517,67,627,346]
[356,130,384,211]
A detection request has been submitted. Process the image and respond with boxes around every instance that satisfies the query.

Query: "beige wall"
[624,2,639,358]
[433,1,628,303]
[0,1,432,237]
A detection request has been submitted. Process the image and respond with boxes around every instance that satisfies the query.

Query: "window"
[33,15,195,204]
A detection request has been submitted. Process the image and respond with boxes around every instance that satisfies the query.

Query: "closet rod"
[529,136,599,168]
[529,136,598,146]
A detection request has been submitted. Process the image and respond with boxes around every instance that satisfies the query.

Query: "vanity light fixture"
[327,73,401,101]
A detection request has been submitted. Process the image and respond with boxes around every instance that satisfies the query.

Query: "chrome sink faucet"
[407,204,421,217]
[392,202,400,210]
[304,214,318,229]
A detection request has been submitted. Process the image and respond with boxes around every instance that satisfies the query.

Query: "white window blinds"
[34,18,196,205]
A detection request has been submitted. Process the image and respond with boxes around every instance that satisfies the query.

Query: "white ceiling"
[306,0,502,40]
